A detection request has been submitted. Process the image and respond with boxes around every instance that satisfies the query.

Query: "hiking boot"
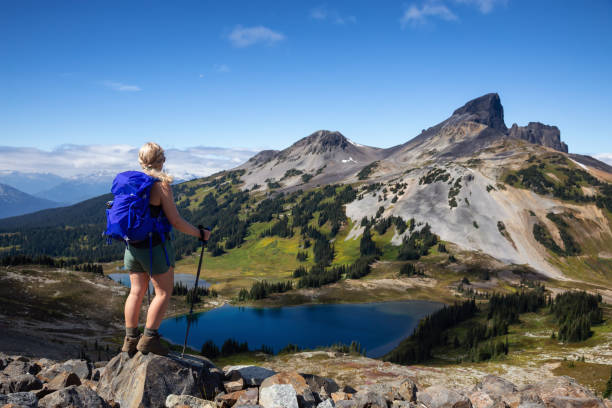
[136,333,168,356]
[121,335,140,357]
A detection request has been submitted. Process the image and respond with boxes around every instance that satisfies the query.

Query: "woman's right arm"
[158,182,210,240]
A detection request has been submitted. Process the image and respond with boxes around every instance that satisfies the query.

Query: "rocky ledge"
[1,351,611,408]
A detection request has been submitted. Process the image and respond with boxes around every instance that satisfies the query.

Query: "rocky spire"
[508,122,568,153]
[452,93,508,133]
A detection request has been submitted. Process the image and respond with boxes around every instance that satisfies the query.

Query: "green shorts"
[124,239,176,275]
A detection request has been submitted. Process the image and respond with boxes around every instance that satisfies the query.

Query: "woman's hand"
[198,226,211,242]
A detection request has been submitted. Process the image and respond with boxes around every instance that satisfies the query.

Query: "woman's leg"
[124,271,150,328]
[145,266,174,330]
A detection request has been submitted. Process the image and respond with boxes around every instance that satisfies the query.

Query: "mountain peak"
[452,93,508,133]
[293,130,352,154]
[305,130,348,146]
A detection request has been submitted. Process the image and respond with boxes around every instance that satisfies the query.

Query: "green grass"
[332,219,361,265]
[175,221,307,297]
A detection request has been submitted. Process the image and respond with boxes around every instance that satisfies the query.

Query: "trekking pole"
[181,226,208,357]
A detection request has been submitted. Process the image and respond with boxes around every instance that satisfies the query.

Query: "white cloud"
[213,64,230,73]
[102,81,142,92]
[310,5,356,25]
[454,0,507,14]
[0,144,257,180]
[310,6,328,20]
[401,0,505,28]
[227,25,285,48]
[401,2,458,27]
[594,153,612,166]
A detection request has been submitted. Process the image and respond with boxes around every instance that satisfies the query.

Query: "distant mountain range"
[0,183,61,219]
[0,171,113,206]
[0,170,198,216]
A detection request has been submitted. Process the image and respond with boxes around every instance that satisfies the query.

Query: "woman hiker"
[122,142,210,356]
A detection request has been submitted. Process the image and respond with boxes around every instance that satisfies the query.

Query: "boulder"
[0,373,43,393]
[38,385,109,408]
[260,371,317,407]
[3,360,40,377]
[418,385,473,408]
[317,400,336,408]
[523,377,596,405]
[216,390,248,408]
[47,371,82,390]
[301,374,340,396]
[234,406,264,408]
[474,376,517,398]
[259,383,299,408]
[38,359,91,382]
[97,352,224,408]
[224,377,245,393]
[236,388,259,406]
[165,394,216,408]
[352,390,388,408]
[545,397,606,408]
[356,382,406,403]
[225,365,277,386]
[0,392,38,408]
[468,390,497,408]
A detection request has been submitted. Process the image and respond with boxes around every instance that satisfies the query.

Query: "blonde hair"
[138,142,174,183]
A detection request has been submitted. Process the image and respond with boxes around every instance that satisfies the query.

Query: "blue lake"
[108,273,211,291]
[159,300,443,358]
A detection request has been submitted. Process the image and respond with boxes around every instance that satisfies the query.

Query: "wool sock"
[126,327,139,338]
[144,327,159,337]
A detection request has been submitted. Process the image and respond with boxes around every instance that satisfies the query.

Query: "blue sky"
[1,0,611,161]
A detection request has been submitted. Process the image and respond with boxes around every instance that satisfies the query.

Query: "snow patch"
[569,158,589,170]
[341,157,357,163]
[347,138,364,148]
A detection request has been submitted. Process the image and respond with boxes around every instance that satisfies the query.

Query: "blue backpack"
[104,171,172,272]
